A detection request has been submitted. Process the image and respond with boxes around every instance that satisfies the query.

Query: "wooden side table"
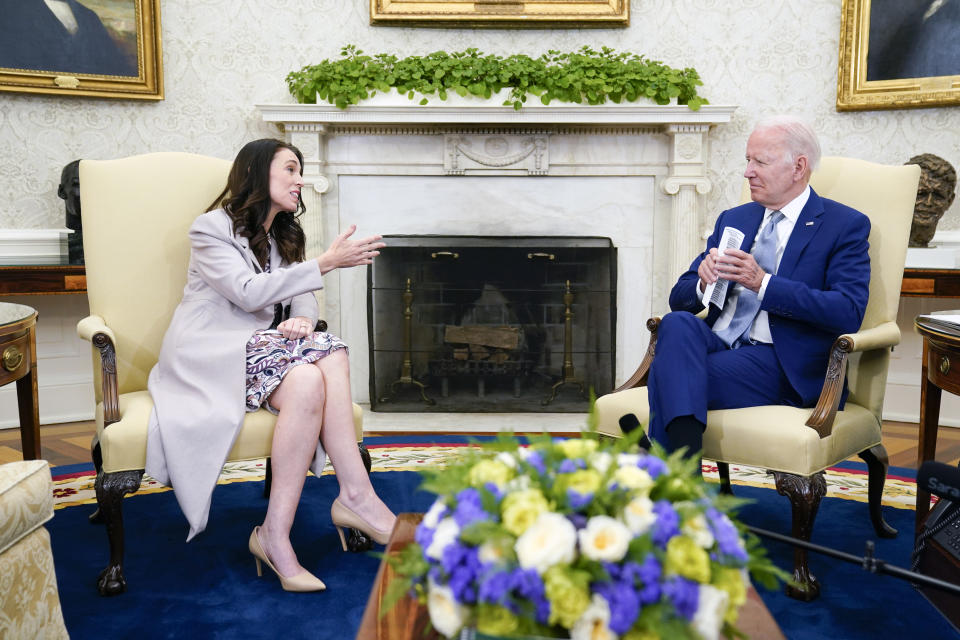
[914,314,960,531]
[0,303,40,459]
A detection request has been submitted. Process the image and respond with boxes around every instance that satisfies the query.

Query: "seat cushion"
[0,460,53,555]
[97,390,365,474]
[0,527,69,640]
[595,387,882,475]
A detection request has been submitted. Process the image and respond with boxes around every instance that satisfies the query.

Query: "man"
[646,115,871,461]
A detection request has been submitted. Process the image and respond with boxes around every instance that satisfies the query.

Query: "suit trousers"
[646,311,801,446]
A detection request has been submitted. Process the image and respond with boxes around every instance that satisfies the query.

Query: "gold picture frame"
[370,0,628,28]
[0,0,162,101]
[837,0,960,111]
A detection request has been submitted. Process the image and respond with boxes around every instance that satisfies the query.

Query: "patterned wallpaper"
[2,0,960,232]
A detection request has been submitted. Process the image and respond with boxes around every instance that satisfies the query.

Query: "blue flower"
[651,500,680,548]
[442,544,482,604]
[595,580,640,634]
[453,488,490,527]
[523,449,547,475]
[619,557,662,606]
[663,577,700,620]
[510,568,550,624]
[638,454,668,479]
[707,507,748,564]
[558,458,586,473]
[567,489,592,510]
[483,482,504,502]
[478,569,512,606]
[567,512,588,530]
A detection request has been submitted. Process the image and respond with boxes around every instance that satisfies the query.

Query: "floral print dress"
[243,248,347,413]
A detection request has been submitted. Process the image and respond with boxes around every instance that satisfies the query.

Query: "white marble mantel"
[257,100,736,419]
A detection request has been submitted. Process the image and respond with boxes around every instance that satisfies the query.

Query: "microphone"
[918,461,960,502]
[618,413,652,450]
[618,413,641,434]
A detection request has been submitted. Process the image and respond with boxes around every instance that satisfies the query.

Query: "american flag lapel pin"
[805,221,814,226]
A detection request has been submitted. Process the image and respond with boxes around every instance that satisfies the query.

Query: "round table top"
[915,312,960,342]
[0,302,37,328]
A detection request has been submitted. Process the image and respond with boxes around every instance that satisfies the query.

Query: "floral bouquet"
[384,429,786,640]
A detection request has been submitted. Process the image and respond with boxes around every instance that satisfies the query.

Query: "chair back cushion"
[742,157,920,415]
[79,153,231,397]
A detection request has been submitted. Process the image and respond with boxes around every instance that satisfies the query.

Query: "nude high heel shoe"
[248,526,326,592]
[330,498,393,550]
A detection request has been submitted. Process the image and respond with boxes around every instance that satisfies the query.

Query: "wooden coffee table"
[356,513,785,640]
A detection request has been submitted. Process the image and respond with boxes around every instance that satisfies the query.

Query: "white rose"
[579,515,631,562]
[622,495,656,535]
[616,453,642,468]
[478,540,506,566]
[506,474,532,492]
[515,511,576,574]
[571,594,618,640]
[590,451,613,474]
[495,451,518,469]
[426,517,460,560]
[682,513,715,549]
[423,498,447,529]
[692,584,729,640]
[427,578,469,638]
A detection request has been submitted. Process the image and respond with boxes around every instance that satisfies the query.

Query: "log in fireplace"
[368,236,616,412]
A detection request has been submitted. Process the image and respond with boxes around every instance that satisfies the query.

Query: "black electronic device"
[913,461,960,632]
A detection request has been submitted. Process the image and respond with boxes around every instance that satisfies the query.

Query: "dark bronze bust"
[57,160,83,264]
[905,153,957,248]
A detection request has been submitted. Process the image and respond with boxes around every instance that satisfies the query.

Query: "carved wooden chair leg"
[359,442,372,473]
[858,444,897,538]
[717,462,734,495]
[263,456,272,499]
[94,469,143,596]
[88,439,105,524]
[773,470,826,601]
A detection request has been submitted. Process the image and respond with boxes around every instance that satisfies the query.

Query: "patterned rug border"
[51,443,924,512]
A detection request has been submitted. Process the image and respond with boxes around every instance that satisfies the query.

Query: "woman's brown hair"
[207,138,307,267]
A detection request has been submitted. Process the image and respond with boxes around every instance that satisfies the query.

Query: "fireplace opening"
[368,236,616,412]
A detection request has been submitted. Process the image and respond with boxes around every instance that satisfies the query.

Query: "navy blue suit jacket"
[668,188,871,406]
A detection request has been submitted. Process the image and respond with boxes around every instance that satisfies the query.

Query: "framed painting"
[837,0,960,111]
[0,0,163,100]
[370,0,629,28]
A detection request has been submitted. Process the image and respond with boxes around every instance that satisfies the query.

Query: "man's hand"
[698,248,720,290]
[714,248,765,293]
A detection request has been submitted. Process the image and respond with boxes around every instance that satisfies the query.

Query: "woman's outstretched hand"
[316,224,386,275]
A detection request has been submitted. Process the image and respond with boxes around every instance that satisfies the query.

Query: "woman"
[144,138,395,592]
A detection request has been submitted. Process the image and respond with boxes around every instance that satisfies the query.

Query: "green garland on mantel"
[286,45,707,111]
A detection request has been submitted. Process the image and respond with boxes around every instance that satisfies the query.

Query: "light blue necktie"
[714,210,784,348]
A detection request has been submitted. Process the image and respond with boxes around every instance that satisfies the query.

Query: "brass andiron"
[380,277,435,406]
[542,279,586,406]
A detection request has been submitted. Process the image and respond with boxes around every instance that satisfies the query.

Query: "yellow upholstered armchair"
[78,152,366,596]
[595,157,921,600]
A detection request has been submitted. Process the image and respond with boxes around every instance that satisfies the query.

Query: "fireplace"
[257,100,735,427]
[369,236,615,412]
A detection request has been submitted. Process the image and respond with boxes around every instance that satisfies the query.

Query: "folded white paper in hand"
[702,226,746,309]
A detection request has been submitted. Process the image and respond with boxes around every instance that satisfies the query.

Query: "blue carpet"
[49,464,958,639]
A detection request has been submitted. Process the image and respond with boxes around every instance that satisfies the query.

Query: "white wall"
[2,0,960,426]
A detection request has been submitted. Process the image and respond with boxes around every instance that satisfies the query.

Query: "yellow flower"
[544,565,591,629]
[501,488,550,536]
[561,469,603,496]
[556,439,598,459]
[712,567,747,625]
[612,465,654,493]
[476,604,520,636]
[468,459,514,489]
[664,535,711,584]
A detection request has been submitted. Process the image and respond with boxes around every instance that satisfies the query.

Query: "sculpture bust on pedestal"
[905,153,957,248]
[57,160,83,264]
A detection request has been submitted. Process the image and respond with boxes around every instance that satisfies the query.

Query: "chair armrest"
[76,315,120,425]
[805,321,901,438]
[613,317,661,392]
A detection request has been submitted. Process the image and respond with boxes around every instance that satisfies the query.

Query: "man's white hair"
[754,115,821,172]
